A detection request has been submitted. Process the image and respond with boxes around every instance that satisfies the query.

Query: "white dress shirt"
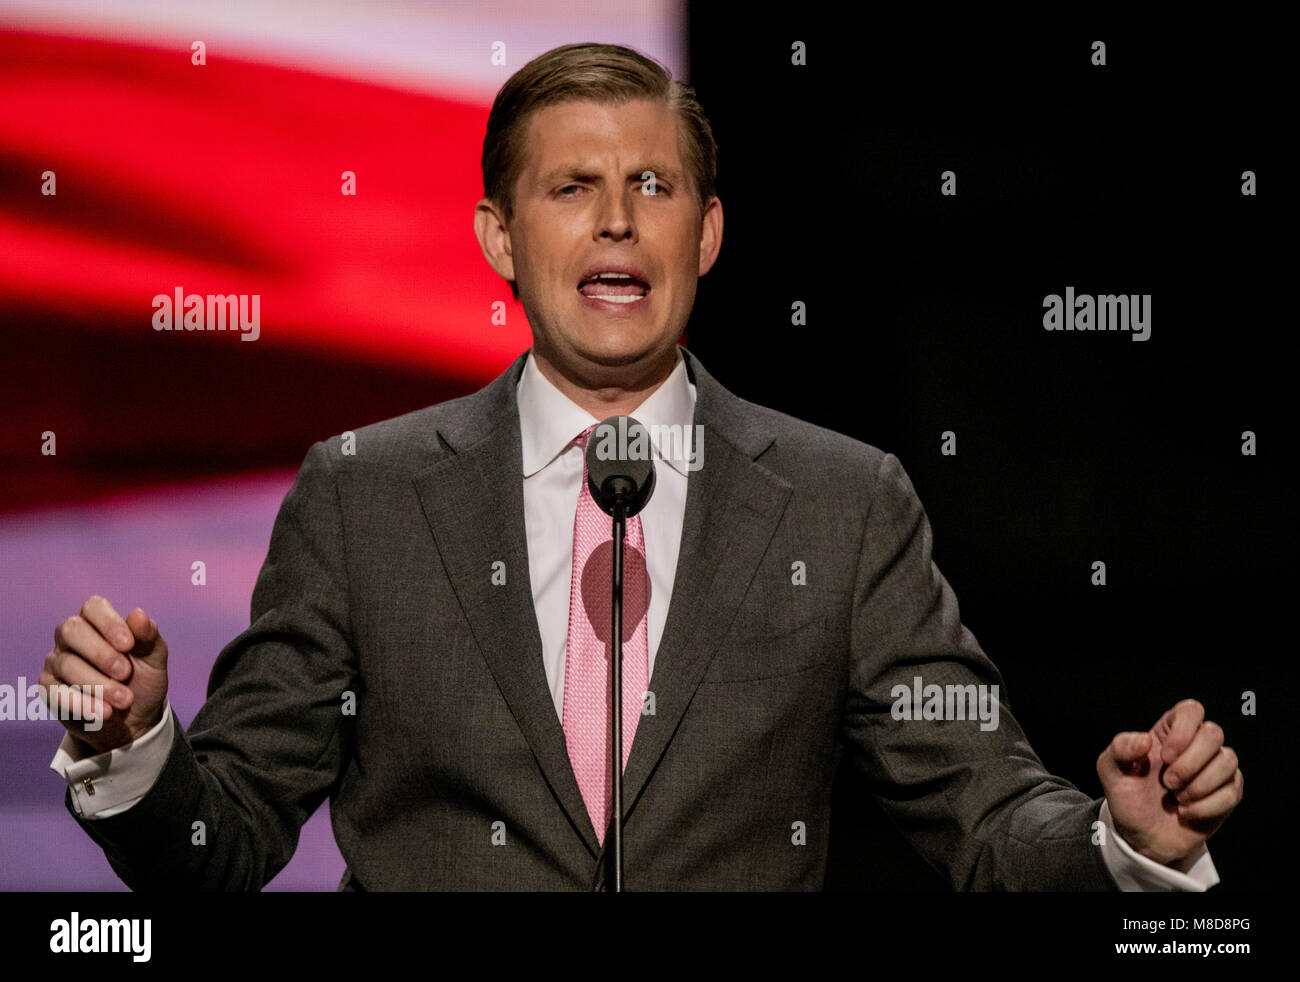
[517,347,694,719]
[49,348,1217,890]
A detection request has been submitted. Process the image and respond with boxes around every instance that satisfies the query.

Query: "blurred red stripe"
[0,29,530,374]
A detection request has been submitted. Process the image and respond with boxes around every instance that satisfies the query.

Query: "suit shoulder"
[731,397,925,535]
[733,396,894,482]
[303,385,496,474]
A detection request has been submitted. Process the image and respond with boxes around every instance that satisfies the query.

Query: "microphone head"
[586,416,656,518]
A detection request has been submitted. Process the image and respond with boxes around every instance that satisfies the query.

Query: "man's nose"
[598,190,636,241]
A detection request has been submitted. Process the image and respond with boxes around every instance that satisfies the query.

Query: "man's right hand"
[40,596,169,757]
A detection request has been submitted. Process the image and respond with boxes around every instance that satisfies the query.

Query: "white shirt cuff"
[48,702,175,820]
[1098,797,1220,891]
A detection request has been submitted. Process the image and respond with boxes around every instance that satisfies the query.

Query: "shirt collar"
[517,347,697,478]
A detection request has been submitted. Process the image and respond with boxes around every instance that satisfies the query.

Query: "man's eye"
[558,185,583,196]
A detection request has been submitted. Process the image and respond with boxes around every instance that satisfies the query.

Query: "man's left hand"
[1097,698,1243,869]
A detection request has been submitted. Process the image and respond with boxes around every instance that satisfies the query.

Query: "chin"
[568,331,673,371]
[577,341,655,369]
[566,325,652,359]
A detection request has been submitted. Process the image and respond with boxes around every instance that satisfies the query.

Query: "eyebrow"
[537,163,683,188]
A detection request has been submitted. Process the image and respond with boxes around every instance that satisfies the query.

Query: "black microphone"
[585,415,656,518]
[584,416,656,893]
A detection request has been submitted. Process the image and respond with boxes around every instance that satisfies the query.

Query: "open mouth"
[577,270,650,304]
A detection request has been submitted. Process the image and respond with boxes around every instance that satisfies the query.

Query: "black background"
[684,14,1290,890]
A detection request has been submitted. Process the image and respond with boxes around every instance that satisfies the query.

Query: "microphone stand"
[608,490,627,893]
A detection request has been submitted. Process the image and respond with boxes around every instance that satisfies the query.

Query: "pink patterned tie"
[562,423,650,845]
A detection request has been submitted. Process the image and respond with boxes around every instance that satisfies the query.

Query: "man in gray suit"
[42,43,1242,890]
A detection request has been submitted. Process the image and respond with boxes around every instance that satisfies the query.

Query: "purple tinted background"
[0,471,346,890]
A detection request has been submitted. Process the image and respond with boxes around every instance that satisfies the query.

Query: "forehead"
[520,98,684,175]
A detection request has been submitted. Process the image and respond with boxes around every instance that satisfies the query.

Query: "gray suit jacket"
[71,346,1118,890]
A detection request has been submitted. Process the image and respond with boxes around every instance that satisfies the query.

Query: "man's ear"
[697,195,723,277]
[474,197,516,284]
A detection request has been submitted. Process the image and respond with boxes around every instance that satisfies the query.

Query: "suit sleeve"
[840,451,1119,891]
[69,440,358,890]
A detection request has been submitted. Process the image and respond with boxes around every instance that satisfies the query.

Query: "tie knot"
[574,422,598,448]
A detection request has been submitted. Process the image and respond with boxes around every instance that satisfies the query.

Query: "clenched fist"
[39,596,169,758]
[1097,698,1243,869]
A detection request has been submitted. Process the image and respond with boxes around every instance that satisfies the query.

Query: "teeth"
[594,272,633,279]
[589,295,645,303]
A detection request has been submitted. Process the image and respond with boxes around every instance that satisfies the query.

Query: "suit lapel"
[619,349,792,815]
[412,351,603,856]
